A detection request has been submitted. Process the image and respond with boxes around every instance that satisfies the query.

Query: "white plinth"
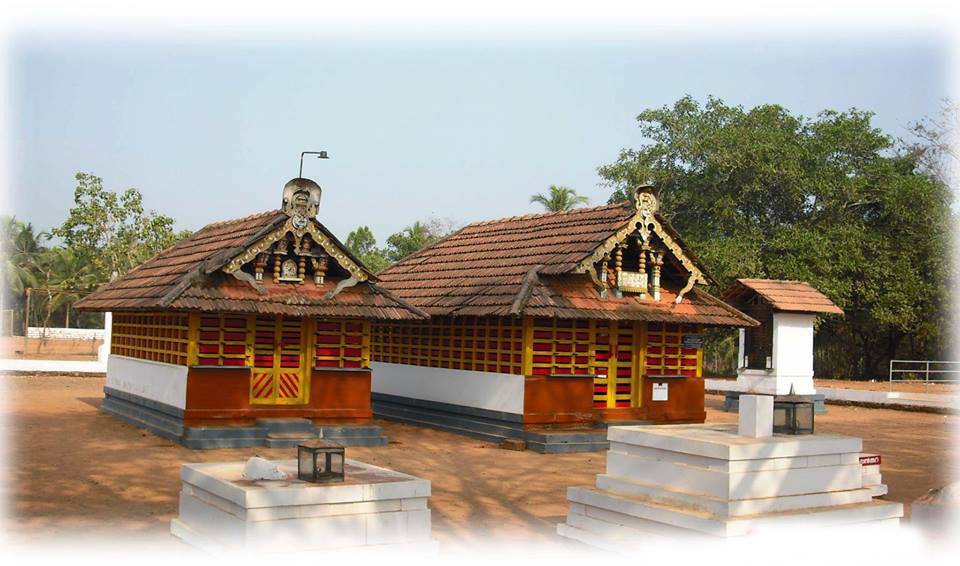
[171,459,436,553]
[737,394,773,438]
[735,313,818,395]
[557,424,901,548]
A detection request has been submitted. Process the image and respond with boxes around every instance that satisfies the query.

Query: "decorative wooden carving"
[280,258,300,282]
[254,254,267,281]
[574,185,706,304]
[223,217,369,284]
[650,249,664,301]
[614,245,623,282]
[311,254,329,285]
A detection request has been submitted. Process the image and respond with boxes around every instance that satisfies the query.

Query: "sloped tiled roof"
[722,279,844,315]
[376,203,636,315]
[75,210,425,320]
[377,202,756,326]
[521,276,758,326]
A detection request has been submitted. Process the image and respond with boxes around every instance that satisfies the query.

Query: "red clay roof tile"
[378,202,754,326]
[722,279,843,315]
[75,210,425,319]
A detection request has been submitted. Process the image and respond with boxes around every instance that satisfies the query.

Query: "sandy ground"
[1,374,957,549]
[707,376,959,395]
[0,337,101,360]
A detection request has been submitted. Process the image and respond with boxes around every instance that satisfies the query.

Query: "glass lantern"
[297,440,345,483]
[772,395,815,435]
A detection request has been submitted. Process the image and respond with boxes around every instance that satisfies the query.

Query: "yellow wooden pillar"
[606,321,618,408]
[186,313,200,366]
[633,321,647,408]
[521,316,533,376]
[696,324,704,378]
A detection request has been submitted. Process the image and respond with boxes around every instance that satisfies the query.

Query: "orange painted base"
[592,376,706,424]
[520,374,705,427]
[523,375,594,426]
[183,367,373,427]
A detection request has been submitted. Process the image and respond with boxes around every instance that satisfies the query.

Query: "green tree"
[530,185,590,212]
[1,216,42,297]
[52,172,191,283]
[384,219,455,263]
[32,247,97,328]
[1,216,43,331]
[599,95,954,379]
[344,226,391,273]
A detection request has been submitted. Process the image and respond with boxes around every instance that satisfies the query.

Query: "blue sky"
[8,34,951,243]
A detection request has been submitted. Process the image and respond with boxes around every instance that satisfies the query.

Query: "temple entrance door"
[251,315,310,405]
[592,321,640,409]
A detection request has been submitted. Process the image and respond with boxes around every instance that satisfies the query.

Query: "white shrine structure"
[557,280,901,547]
[721,279,843,409]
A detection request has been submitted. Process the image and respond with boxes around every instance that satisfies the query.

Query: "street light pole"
[299,151,329,178]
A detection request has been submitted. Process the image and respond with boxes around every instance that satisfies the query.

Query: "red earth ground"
[2,374,956,549]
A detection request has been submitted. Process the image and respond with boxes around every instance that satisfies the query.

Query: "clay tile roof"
[376,202,638,316]
[520,275,758,326]
[75,210,287,312]
[722,279,844,315]
[376,201,755,326]
[75,210,425,320]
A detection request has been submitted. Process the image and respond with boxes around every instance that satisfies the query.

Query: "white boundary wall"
[27,327,105,340]
[371,361,525,415]
[106,354,188,410]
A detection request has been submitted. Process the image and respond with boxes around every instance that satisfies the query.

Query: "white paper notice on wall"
[652,383,668,401]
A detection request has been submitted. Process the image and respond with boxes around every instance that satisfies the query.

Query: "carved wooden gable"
[574,185,709,304]
[222,178,369,294]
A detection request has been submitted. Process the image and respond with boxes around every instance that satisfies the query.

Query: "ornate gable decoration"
[574,184,708,304]
[223,178,368,286]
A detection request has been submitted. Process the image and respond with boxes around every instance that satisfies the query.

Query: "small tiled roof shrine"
[722,279,843,316]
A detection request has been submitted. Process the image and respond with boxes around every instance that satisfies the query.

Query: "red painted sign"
[859,455,881,466]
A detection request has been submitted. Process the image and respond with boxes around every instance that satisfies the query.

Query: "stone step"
[567,486,903,537]
[595,474,876,517]
[373,401,523,439]
[256,418,316,433]
[373,404,508,444]
[101,396,184,441]
[374,399,610,453]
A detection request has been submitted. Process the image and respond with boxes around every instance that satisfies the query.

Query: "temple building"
[369,185,757,450]
[75,178,425,448]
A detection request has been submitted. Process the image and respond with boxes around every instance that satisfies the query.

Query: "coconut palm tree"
[529,185,590,212]
[1,216,41,295]
[38,247,97,327]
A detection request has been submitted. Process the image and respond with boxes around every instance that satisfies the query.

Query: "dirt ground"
[2,374,957,548]
[0,337,101,360]
[707,375,959,395]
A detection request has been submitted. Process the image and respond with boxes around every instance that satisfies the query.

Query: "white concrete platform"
[558,424,901,547]
[171,458,436,553]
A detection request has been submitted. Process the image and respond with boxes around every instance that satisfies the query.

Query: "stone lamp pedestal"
[557,398,901,549]
[171,458,436,553]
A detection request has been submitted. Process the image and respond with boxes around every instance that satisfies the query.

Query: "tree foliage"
[600,95,955,378]
[345,218,457,273]
[52,173,191,283]
[2,172,191,330]
[345,226,391,273]
[530,185,590,212]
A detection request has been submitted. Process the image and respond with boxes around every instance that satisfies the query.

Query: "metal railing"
[889,360,960,390]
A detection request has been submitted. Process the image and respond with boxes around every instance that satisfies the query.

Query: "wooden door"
[592,321,640,408]
[251,315,310,404]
